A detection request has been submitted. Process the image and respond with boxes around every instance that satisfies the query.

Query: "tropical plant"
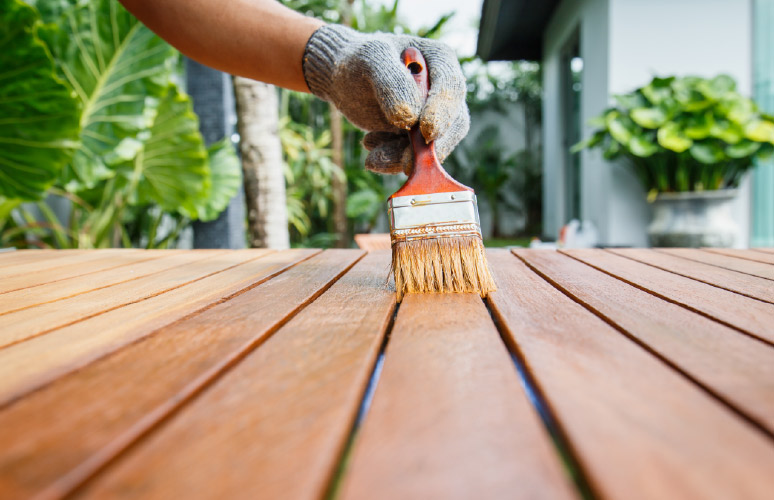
[574,74,774,197]
[0,0,240,248]
[0,0,79,200]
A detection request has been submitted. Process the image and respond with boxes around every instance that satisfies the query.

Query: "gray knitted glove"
[303,24,470,175]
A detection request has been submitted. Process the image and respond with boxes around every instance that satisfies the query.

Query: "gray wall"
[543,0,753,246]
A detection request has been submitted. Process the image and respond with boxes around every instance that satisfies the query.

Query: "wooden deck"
[0,248,773,499]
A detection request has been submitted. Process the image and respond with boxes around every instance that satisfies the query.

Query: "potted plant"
[574,74,774,247]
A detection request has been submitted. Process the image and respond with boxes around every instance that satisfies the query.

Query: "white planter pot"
[647,190,739,248]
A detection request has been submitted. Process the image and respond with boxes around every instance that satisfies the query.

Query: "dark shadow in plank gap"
[516,253,774,443]
[484,298,597,500]
[324,302,399,500]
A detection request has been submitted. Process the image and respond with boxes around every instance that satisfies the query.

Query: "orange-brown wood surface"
[707,247,774,265]
[489,250,774,500]
[609,248,774,303]
[340,291,575,500]
[565,248,774,344]
[70,251,391,499]
[0,250,318,407]
[1,248,773,500]
[515,249,774,434]
[656,248,774,280]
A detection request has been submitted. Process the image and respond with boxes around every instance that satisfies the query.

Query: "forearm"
[119,0,323,92]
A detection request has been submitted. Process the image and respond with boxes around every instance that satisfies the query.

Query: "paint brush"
[388,47,496,302]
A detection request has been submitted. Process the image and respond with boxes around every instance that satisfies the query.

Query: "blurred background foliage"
[1,0,240,248]
[1,0,542,249]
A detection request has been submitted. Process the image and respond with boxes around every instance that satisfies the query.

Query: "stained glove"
[303,24,469,175]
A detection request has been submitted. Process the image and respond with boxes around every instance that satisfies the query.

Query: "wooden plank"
[705,248,774,266]
[0,250,169,295]
[0,249,363,499]
[487,250,774,500]
[0,250,250,349]
[0,251,192,313]
[354,233,391,251]
[564,249,774,344]
[0,249,137,278]
[0,249,319,407]
[655,248,774,281]
[339,293,574,500]
[753,248,774,254]
[516,249,774,434]
[609,248,774,303]
[0,249,60,268]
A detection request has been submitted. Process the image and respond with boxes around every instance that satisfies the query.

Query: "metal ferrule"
[388,191,483,244]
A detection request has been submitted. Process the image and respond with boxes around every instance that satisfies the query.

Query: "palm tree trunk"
[233,77,290,249]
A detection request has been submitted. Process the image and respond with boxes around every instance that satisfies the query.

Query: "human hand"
[303,24,469,174]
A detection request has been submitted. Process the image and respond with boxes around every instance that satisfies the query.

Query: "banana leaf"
[0,0,79,200]
[39,0,177,190]
[197,139,242,222]
[122,85,210,219]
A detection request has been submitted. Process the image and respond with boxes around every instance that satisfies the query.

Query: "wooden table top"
[0,247,773,499]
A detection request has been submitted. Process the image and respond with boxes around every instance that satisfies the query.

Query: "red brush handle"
[389,47,471,199]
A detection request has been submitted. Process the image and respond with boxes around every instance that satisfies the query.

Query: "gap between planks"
[0,250,262,349]
[0,250,320,409]
[514,249,774,439]
[487,250,774,500]
[655,248,774,281]
[608,248,774,304]
[39,250,372,498]
[562,249,774,346]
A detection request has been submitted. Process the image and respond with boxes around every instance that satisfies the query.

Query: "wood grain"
[0,250,217,315]
[609,248,774,303]
[516,249,774,434]
[654,248,774,280]
[488,250,774,500]
[0,250,366,500]
[339,292,574,500]
[564,249,774,344]
[0,249,133,278]
[0,250,318,408]
[0,250,168,295]
[0,250,246,348]
[354,233,391,251]
[704,248,774,266]
[753,248,774,254]
[0,249,60,268]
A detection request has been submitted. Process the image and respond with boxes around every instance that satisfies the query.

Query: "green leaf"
[127,85,210,218]
[726,140,761,159]
[641,76,674,105]
[346,189,381,219]
[629,135,659,157]
[709,119,743,144]
[683,112,714,139]
[41,0,177,190]
[689,143,725,164]
[630,107,667,129]
[744,120,774,143]
[606,112,634,145]
[0,0,80,200]
[657,123,693,152]
[197,139,242,222]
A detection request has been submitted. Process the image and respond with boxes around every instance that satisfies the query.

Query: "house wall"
[543,0,610,241]
[543,0,753,246]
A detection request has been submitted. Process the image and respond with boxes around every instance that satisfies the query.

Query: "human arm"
[119,0,322,92]
[118,0,469,174]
